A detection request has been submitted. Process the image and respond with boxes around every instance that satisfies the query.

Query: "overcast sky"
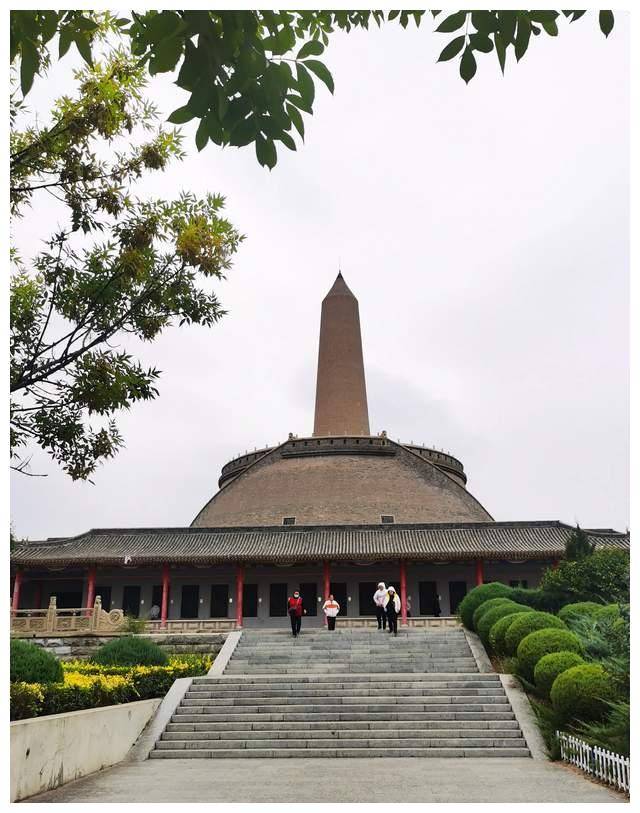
[11,14,630,540]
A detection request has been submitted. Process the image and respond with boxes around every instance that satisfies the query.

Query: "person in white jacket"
[322,594,340,631]
[384,585,401,635]
[373,582,387,630]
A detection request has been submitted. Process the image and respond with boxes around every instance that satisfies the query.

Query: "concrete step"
[150,746,529,759]
[156,735,526,750]
[171,710,517,723]
[180,693,508,705]
[193,673,498,685]
[184,688,505,700]
[175,703,510,717]
[161,728,525,742]
[165,718,521,732]
[223,666,478,674]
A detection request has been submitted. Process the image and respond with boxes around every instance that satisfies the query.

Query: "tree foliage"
[10,53,243,480]
[11,10,616,163]
[540,549,630,606]
[565,525,596,561]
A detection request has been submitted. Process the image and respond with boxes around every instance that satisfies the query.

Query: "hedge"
[557,602,603,624]
[509,587,567,614]
[516,628,583,681]
[533,651,586,698]
[10,639,63,684]
[458,583,514,630]
[594,604,629,622]
[504,611,566,655]
[477,603,532,647]
[93,636,168,666]
[487,611,533,656]
[472,597,516,631]
[551,663,615,723]
[10,655,212,721]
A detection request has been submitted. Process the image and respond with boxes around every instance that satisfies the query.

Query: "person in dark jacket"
[384,585,401,636]
[287,591,306,637]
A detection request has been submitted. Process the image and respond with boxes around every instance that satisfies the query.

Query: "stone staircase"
[151,628,530,759]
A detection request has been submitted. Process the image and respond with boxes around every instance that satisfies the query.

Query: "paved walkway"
[29,758,624,803]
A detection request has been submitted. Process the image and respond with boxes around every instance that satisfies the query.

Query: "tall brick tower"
[313,272,370,436]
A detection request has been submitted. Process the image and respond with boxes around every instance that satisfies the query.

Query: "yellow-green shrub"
[533,651,585,698]
[10,682,44,721]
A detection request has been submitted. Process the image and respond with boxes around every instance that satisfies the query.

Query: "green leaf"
[286,102,304,140]
[286,93,313,115]
[204,112,224,145]
[494,31,506,75]
[58,28,73,58]
[437,35,465,62]
[599,10,614,38]
[297,40,324,59]
[145,10,182,41]
[229,114,259,147]
[515,15,531,61]
[73,33,93,66]
[470,33,493,53]
[472,11,499,33]
[19,38,39,96]
[149,36,183,74]
[388,10,400,20]
[303,59,334,94]
[40,11,60,43]
[255,133,277,169]
[195,118,209,151]
[436,11,467,33]
[498,11,517,44]
[540,18,559,36]
[167,105,195,124]
[277,131,297,151]
[460,46,477,84]
[296,62,315,107]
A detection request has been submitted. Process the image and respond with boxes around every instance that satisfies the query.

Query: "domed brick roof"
[191,437,492,527]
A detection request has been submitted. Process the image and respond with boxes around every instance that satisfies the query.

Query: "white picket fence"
[557,731,630,794]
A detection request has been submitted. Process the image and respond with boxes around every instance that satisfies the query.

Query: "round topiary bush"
[10,639,64,684]
[557,602,603,624]
[594,603,629,622]
[516,628,583,681]
[534,651,586,698]
[488,611,533,655]
[477,603,532,647]
[93,636,168,667]
[551,663,614,723]
[472,597,516,630]
[504,611,567,655]
[458,583,514,630]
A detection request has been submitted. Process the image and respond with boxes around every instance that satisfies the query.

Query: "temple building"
[10,274,629,628]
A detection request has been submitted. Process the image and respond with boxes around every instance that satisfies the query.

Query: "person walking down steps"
[373,582,388,630]
[322,594,340,630]
[287,590,306,637]
[384,585,401,636]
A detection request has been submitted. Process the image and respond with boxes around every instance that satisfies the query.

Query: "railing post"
[46,595,57,632]
[91,596,102,631]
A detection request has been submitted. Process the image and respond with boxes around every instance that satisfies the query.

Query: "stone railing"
[10,596,125,638]
[329,616,460,629]
[145,618,238,634]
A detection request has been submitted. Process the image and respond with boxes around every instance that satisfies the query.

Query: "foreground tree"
[10,52,242,479]
[564,525,597,561]
[11,10,616,166]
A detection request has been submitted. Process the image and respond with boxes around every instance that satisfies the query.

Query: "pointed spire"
[313,273,370,436]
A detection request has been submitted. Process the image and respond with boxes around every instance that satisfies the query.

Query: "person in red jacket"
[287,590,306,637]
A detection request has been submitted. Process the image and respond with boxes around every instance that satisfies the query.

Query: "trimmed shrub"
[504,612,567,655]
[93,636,168,667]
[558,602,603,624]
[534,651,586,698]
[516,629,583,681]
[488,611,532,655]
[477,603,532,647]
[510,587,566,613]
[551,664,615,723]
[10,682,45,721]
[458,583,513,630]
[10,639,63,684]
[594,604,628,622]
[472,597,516,630]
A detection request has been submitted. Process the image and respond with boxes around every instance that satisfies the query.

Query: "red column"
[475,559,484,586]
[399,560,408,626]
[11,570,23,613]
[161,563,170,627]
[235,564,244,628]
[323,560,331,626]
[552,558,560,569]
[85,565,97,616]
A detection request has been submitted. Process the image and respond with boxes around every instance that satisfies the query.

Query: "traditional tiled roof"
[10,521,629,567]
